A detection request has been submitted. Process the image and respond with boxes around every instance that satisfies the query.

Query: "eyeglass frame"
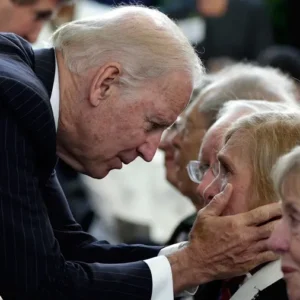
[186,160,220,184]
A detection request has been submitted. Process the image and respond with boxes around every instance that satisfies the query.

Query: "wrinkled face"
[268,173,300,300]
[66,71,192,179]
[198,130,255,216]
[0,0,58,43]
[158,127,178,188]
[172,103,209,207]
[196,124,224,200]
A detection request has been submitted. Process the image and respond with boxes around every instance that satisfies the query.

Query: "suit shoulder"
[0,33,34,68]
[0,36,47,102]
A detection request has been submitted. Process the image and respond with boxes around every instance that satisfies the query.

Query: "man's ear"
[89,62,121,107]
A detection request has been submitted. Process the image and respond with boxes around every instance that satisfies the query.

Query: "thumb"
[204,183,232,216]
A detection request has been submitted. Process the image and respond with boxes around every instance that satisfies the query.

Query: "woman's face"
[198,130,256,216]
[268,172,300,300]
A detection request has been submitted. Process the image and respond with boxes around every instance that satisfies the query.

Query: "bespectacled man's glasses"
[186,160,219,184]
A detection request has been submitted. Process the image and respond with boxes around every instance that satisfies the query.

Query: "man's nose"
[138,132,163,162]
[202,177,221,204]
[196,170,215,201]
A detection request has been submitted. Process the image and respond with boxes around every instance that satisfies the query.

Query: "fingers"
[251,251,279,267]
[203,184,233,217]
[241,202,282,226]
[253,219,280,240]
[247,239,272,253]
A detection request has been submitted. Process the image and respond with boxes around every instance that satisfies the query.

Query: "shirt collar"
[50,52,60,132]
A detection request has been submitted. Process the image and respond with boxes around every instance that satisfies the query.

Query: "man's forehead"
[198,126,224,160]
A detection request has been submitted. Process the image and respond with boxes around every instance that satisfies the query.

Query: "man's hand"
[167,184,281,293]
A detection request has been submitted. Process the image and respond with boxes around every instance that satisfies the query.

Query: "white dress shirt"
[49,55,196,299]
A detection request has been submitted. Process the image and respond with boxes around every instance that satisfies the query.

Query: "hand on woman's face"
[268,173,300,300]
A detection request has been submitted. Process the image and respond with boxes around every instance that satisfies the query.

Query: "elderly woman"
[193,111,300,299]
[268,146,300,300]
[195,100,296,199]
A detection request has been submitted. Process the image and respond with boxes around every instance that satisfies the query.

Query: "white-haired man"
[0,6,281,299]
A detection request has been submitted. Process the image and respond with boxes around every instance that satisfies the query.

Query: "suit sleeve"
[0,103,156,300]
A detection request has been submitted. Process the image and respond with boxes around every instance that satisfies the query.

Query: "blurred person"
[166,63,298,244]
[196,0,273,64]
[195,111,300,299]
[268,146,300,300]
[0,6,281,299]
[159,79,212,190]
[161,0,273,66]
[0,0,71,43]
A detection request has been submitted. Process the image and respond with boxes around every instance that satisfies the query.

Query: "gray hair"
[198,63,297,114]
[51,5,203,88]
[217,100,298,121]
[272,146,300,200]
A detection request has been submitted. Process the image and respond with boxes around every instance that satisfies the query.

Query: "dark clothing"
[163,0,273,62]
[198,0,273,62]
[167,213,196,245]
[0,33,161,299]
[56,160,95,231]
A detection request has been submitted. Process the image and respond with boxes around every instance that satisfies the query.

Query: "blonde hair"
[51,6,203,88]
[272,146,300,199]
[224,112,300,206]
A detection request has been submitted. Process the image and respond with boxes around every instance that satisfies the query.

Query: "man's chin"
[84,164,123,179]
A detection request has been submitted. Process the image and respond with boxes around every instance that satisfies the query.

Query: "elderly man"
[0,0,70,43]
[0,6,280,299]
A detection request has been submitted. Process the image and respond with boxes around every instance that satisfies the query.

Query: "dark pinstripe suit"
[0,33,161,300]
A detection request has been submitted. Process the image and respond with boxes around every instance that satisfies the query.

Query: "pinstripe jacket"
[0,33,161,300]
